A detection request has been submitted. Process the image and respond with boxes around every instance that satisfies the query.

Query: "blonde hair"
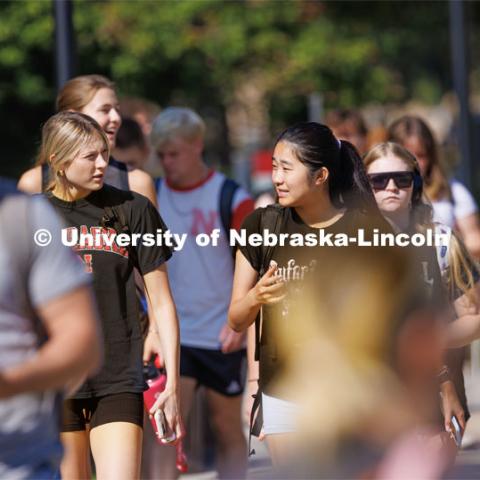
[150,107,205,149]
[56,74,116,113]
[364,142,478,304]
[38,111,109,193]
[447,231,479,304]
[364,141,417,170]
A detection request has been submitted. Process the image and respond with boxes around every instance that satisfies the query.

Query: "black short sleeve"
[238,208,263,272]
[128,195,173,275]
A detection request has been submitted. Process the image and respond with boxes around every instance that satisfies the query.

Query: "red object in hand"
[143,358,188,473]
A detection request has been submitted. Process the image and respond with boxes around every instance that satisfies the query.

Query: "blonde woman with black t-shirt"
[39,111,183,480]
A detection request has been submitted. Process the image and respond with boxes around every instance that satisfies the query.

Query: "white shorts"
[262,392,298,435]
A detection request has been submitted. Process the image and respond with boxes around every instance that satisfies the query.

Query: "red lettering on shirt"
[191,209,217,235]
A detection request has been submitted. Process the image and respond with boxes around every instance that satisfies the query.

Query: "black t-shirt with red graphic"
[46,185,172,398]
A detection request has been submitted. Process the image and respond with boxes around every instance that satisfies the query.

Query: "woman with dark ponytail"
[228,122,390,466]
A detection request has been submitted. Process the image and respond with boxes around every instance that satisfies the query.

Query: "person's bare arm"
[0,286,102,398]
[143,263,184,441]
[440,380,466,433]
[128,168,158,208]
[17,166,42,194]
[447,282,480,348]
[456,213,480,260]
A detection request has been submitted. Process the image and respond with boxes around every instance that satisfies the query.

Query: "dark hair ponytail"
[335,140,379,213]
[276,122,379,214]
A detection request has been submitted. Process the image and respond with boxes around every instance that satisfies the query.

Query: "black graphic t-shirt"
[239,206,393,395]
[46,185,173,398]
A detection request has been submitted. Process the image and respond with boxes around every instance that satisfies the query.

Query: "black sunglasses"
[368,171,415,190]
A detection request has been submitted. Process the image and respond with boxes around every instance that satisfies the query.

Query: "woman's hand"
[219,323,246,353]
[229,252,282,332]
[251,261,286,306]
[149,386,185,444]
[440,380,466,435]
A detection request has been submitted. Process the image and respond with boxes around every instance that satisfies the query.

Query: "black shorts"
[61,392,144,432]
[180,345,246,397]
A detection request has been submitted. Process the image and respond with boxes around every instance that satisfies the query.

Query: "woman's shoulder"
[101,184,151,210]
[346,208,394,233]
[126,168,157,206]
[17,166,42,194]
[242,204,286,230]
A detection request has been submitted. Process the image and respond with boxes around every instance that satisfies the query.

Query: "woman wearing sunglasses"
[364,142,480,456]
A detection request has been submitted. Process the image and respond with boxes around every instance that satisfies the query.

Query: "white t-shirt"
[432,179,478,228]
[157,171,253,349]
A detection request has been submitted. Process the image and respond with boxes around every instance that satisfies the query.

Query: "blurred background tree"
[0,0,474,180]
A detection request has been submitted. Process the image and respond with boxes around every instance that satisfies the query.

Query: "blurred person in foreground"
[0,194,101,479]
[388,115,480,259]
[145,107,254,479]
[272,244,454,479]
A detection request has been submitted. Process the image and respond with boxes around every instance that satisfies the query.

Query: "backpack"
[248,203,284,455]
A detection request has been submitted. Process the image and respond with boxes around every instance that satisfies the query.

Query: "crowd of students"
[1,73,480,479]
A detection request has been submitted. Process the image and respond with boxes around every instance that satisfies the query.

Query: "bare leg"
[140,412,155,478]
[90,422,142,480]
[60,430,91,480]
[206,388,247,479]
[145,376,197,480]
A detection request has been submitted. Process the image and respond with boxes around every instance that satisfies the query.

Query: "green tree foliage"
[0,0,464,177]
